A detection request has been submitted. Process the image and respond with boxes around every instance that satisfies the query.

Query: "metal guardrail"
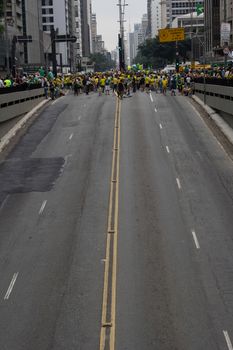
[0,88,45,123]
[194,83,233,117]
[194,78,233,87]
[0,83,43,95]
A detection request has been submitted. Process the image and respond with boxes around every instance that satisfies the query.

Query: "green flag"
[196,3,204,16]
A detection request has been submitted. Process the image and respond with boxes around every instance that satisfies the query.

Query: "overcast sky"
[92,0,147,51]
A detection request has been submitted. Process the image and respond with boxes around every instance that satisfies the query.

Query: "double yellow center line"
[99,97,121,350]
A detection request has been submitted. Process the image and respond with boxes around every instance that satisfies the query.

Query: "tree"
[133,37,191,69]
[89,53,116,72]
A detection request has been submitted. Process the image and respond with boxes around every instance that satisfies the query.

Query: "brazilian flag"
[196,3,204,16]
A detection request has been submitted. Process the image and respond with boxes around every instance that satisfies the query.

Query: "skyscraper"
[166,0,204,27]
[147,0,152,38]
[41,0,76,71]
[74,0,82,60]
[80,0,92,57]
[220,0,233,47]
[151,0,161,37]
[205,0,220,56]
[0,0,24,69]
[22,0,44,65]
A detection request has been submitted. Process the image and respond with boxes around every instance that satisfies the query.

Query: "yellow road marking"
[99,97,121,350]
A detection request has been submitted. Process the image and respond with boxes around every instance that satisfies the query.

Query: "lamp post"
[188,0,194,67]
[117,0,127,71]
[223,0,228,67]
[76,53,81,72]
[190,31,207,104]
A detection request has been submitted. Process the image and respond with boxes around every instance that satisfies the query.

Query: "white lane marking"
[191,230,200,249]
[4,273,19,300]
[51,99,59,105]
[166,146,170,154]
[176,178,181,190]
[159,123,163,129]
[150,93,154,102]
[69,133,73,140]
[78,116,82,121]
[39,200,47,215]
[154,107,158,113]
[223,331,233,350]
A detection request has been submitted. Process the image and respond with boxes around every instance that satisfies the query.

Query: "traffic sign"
[159,28,185,43]
[55,35,77,43]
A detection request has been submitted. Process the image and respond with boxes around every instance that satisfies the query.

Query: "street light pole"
[117,0,127,71]
[188,0,195,68]
[203,2,207,105]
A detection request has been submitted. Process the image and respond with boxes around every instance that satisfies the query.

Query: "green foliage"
[89,53,116,72]
[196,3,204,16]
[133,37,191,69]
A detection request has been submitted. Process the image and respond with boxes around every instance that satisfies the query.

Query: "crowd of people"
[0,64,233,98]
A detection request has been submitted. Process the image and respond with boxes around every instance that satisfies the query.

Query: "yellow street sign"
[159,28,185,43]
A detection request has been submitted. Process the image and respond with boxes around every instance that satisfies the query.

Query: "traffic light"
[176,60,179,73]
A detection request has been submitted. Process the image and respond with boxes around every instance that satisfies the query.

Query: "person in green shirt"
[4,77,12,87]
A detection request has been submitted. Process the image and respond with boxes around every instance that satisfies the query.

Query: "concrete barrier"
[194,83,233,118]
[0,88,45,123]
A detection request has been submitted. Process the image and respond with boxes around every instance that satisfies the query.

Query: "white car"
[162,65,176,73]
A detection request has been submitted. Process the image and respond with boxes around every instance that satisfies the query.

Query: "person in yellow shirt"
[100,76,106,94]
[162,76,168,95]
[145,75,151,93]
[112,76,118,93]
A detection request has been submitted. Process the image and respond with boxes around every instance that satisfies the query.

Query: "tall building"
[1,0,24,68]
[128,32,135,65]
[160,0,167,28]
[141,14,148,40]
[91,13,106,54]
[22,0,44,65]
[205,0,221,57]
[220,0,233,46]
[166,0,204,27]
[74,0,82,61]
[128,23,144,64]
[147,0,152,38]
[91,13,97,39]
[151,0,161,37]
[172,12,204,59]
[0,0,44,71]
[41,0,76,71]
[80,0,92,57]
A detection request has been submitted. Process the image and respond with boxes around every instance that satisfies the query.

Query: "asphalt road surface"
[1,89,233,350]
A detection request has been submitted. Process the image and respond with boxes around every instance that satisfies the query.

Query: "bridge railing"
[194,81,233,117]
[0,88,45,123]
[193,77,233,87]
